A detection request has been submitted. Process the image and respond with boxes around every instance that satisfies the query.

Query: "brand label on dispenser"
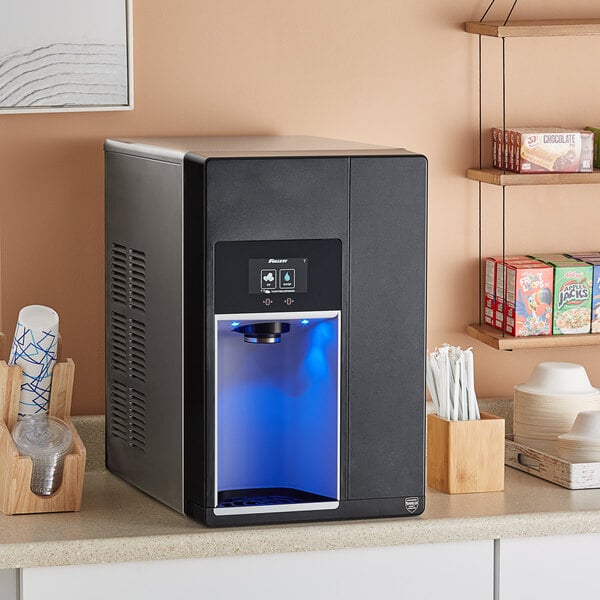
[405,497,420,513]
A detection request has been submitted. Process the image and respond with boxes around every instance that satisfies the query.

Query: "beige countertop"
[3,406,600,570]
[4,465,600,570]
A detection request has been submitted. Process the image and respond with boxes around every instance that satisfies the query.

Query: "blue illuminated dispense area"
[215,312,340,514]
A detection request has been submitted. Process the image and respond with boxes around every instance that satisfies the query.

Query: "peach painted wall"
[1,0,600,414]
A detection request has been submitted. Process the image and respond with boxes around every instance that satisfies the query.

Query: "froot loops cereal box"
[484,256,531,330]
[505,261,553,337]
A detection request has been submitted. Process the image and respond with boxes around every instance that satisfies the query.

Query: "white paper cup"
[9,305,59,416]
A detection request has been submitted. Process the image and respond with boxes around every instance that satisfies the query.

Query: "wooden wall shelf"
[465,19,600,38]
[466,324,600,351]
[467,168,600,186]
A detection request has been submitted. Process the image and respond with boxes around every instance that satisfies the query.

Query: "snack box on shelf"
[504,260,554,337]
[543,259,593,335]
[529,253,579,262]
[491,127,594,173]
[484,257,496,328]
[484,256,532,329]
[567,252,600,261]
[585,126,600,170]
[573,257,600,334]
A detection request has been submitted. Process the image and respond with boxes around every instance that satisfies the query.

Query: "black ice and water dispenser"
[104,136,427,526]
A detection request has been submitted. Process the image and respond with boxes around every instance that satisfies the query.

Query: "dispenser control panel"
[215,239,341,313]
[249,257,308,294]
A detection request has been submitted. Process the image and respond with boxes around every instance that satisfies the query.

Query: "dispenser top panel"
[104,135,416,164]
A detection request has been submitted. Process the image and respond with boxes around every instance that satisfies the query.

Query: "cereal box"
[484,256,532,329]
[504,261,554,336]
[568,251,600,259]
[577,258,600,333]
[529,253,572,262]
[547,261,593,335]
[492,257,535,329]
[484,257,497,328]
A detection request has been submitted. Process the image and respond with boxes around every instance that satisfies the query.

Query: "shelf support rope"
[502,36,506,174]
[479,0,521,24]
[501,36,507,339]
[479,0,497,23]
[502,185,507,339]
[476,0,521,328]
[503,0,520,26]
[478,33,483,325]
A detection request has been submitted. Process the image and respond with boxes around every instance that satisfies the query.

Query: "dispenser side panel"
[348,155,427,501]
[105,151,184,512]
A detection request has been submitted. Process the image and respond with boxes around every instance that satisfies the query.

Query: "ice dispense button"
[260,269,277,290]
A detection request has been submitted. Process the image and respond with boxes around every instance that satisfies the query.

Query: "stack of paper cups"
[8,305,59,417]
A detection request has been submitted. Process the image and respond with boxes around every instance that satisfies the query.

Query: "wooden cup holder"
[0,358,86,514]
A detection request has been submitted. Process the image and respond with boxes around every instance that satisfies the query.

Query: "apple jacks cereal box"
[548,261,593,335]
[505,261,553,336]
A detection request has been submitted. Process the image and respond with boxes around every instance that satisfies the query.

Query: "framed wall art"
[0,0,133,113]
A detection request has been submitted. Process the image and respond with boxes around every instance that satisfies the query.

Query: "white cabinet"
[499,533,600,599]
[0,569,18,600]
[21,540,493,600]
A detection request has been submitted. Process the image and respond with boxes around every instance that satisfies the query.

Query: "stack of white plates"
[558,411,600,463]
[514,362,600,454]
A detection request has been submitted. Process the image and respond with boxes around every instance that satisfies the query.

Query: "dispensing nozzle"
[233,322,291,344]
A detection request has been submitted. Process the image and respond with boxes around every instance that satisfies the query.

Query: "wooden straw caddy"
[0,356,86,515]
[427,412,505,494]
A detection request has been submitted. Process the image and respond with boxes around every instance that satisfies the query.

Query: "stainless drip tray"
[217,487,336,509]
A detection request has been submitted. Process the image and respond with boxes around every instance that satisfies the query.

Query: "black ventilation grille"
[109,381,146,451]
[110,243,146,312]
[110,312,147,384]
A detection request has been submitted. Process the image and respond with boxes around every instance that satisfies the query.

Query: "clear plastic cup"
[12,415,73,496]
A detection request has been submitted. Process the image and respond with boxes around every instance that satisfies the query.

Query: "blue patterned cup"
[9,305,59,417]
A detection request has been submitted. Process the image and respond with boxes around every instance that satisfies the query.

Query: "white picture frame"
[0,0,133,114]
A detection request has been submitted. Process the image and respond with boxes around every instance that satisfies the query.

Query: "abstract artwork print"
[0,0,130,111]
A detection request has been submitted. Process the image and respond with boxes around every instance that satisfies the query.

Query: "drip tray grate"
[217,487,335,508]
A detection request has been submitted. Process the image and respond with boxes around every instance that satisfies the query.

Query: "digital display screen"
[249,258,308,294]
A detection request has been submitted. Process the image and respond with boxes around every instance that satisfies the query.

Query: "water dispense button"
[279,268,295,289]
[260,269,277,290]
